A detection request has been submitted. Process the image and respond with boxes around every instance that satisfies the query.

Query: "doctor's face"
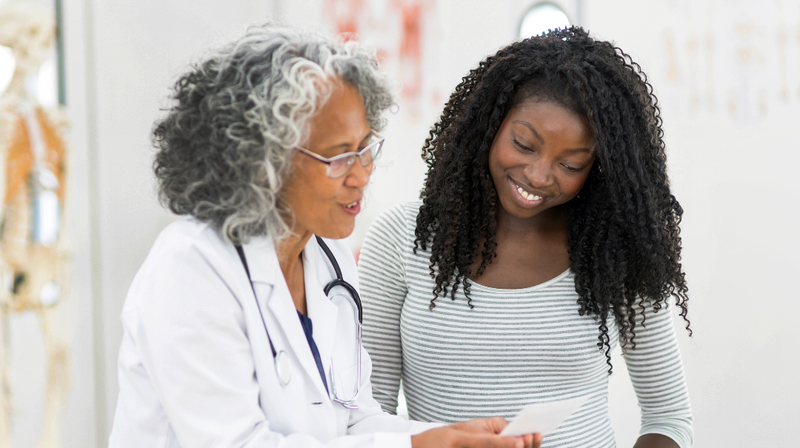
[282,80,373,240]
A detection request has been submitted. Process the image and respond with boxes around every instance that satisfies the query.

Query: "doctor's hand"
[411,417,542,448]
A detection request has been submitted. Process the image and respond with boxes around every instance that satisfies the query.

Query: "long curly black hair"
[414,27,690,370]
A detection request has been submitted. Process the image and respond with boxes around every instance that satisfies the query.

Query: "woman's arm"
[632,433,679,448]
[623,303,693,448]
[357,203,414,414]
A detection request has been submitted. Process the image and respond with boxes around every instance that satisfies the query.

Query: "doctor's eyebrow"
[320,131,373,153]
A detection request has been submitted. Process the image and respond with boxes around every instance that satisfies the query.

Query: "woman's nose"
[345,158,372,187]
[524,160,552,186]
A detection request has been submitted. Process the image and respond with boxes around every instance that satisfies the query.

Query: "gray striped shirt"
[357,202,693,448]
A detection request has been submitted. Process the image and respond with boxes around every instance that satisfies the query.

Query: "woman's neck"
[495,204,568,237]
[469,205,570,289]
[276,229,312,315]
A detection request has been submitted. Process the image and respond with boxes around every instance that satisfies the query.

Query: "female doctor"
[108,25,540,448]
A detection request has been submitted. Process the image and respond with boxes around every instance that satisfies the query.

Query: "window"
[0,0,62,107]
[519,2,571,39]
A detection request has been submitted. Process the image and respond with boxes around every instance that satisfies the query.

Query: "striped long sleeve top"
[357,202,693,448]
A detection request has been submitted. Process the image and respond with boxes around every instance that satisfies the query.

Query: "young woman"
[358,27,693,448]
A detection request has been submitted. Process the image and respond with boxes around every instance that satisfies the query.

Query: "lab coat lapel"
[303,237,339,381]
[241,238,331,400]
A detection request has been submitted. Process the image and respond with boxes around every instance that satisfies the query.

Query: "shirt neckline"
[468,268,572,293]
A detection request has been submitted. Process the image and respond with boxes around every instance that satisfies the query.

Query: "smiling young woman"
[358,27,693,448]
[478,100,595,289]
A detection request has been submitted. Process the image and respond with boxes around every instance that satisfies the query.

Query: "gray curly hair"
[153,24,394,243]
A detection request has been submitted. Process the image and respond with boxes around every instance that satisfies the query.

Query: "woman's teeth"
[516,186,541,201]
[345,201,358,209]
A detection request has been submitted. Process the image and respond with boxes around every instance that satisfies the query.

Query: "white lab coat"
[109,217,437,448]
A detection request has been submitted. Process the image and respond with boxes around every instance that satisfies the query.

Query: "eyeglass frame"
[293,136,385,179]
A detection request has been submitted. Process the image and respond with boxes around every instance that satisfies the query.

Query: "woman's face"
[282,80,373,240]
[489,99,595,224]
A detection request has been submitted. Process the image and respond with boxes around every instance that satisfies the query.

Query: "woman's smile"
[509,178,545,207]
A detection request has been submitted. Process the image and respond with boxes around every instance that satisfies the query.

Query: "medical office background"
[1,0,798,447]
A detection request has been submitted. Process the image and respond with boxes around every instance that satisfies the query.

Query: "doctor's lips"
[341,199,362,215]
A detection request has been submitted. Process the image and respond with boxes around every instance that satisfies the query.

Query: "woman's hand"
[411,417,542,448]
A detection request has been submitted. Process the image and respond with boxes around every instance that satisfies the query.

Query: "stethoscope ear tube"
[317,236,363,324]
[323,279,363,324]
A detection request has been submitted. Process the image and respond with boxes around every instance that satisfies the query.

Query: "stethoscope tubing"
[235,236,363,406]
[315,236,363,324]
[235,245,278,358]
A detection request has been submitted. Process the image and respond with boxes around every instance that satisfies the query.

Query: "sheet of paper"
[499,395,591,437]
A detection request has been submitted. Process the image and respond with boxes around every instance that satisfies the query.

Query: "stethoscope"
[235,236,363,409]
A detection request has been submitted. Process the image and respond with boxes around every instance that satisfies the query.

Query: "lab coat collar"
[238,236,281,285]
[239,235,338,400]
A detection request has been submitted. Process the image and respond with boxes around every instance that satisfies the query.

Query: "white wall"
[1,0,96,446]
[3,0,796,446]
[60,0,276,446]
[87,0,279,437]
[582,2,800,447]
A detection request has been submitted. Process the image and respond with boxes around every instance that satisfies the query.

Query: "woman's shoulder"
[124,217,239,311]
[371,200,422,234]
[148,217,231,260]
[359,202,425,265]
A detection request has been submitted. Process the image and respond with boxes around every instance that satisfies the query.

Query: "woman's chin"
[314,222,355,240]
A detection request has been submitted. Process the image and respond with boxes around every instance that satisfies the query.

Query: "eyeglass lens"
[328,140,382,178]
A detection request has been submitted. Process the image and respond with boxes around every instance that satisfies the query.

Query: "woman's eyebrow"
[562,147,593,154]
[512,120,543,143]
[323,142,353,151]
[512,121,594,154]
[321,132,372,153]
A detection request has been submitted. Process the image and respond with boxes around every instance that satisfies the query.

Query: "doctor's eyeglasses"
[294,136,384,179]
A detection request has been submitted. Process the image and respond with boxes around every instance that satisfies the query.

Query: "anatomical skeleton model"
[0,2,70,447]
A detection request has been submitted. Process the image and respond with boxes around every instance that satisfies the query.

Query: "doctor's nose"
[345,158,372,188]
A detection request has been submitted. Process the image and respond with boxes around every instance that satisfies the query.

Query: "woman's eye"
[512,138,532,151]
[561,163,582,172]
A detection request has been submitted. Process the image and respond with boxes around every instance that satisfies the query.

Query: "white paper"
[499,395,591,437]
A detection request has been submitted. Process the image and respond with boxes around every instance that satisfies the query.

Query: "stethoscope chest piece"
[275,350,291,386]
